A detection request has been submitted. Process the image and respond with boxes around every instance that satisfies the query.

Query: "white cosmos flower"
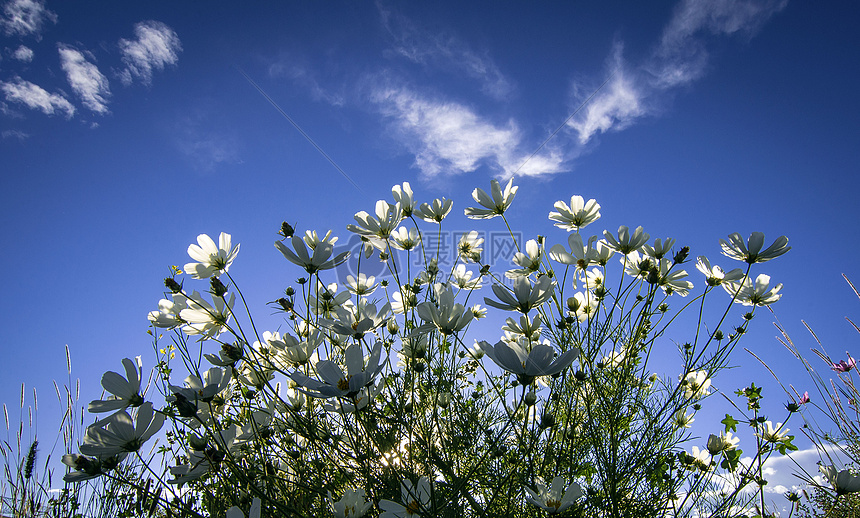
[451,264,482,290]
[147,294,188,329]
[415,197,453,223]
[673,409,695,429]
[345,273,378,296]
[79,402,165,457]
[458,230,484,262]
[689,446,712,472]
[757,420,789,443]
[524,476,583,514]
[683,370,711,400]
[480,340,578,385]
[62,451,128,482]
[270,330,323,367]
[391,289,418,314]
[290,342,385,399]
[416,283,474,335]
[347,200,403,250]
[695,256,744,287]
[720,232,790,264]
[184,232,240,279]
[379,476,432,518]
[167,367,231,416]
[390,226,420,251]
[604,226,650,254]
[506,239,542,278]
[392,182,415,217]
[465,178,518,219]
[470,304,487,319]
[655,258,692,297]
[276,235,349,274]
[303,229,338,249]
[548,195,601,231]
[180,291,235,337]
[485,275,554,314]
[88,357,144,413]
[643,237,676,260]
[567,291,598,322]
[323,300,391,339]
[723,274,783,306]
[622,251,653,279]
[323,380,383,414]
[502,314,542,341]
[329,488,372,518]
[820,465,860,494]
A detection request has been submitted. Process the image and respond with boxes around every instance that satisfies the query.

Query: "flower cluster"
[60,179,795,517]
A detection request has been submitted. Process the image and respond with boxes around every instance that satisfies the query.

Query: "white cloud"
[569,0,787,146]
[118,21,182,86]
[11,44,33,62]
[0,76,74,117]
[378,5,515,101]
[372,85,564,178]
[568,43,647,145]
[58,44,111,114]
[0,0,56,38]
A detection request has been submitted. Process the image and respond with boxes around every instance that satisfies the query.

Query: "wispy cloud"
[0,76,74,117]
[651,0,788,88]
[10,44,33,62]
[0,0,56,38]
[378,4,515,101]
[568,43,647,145]
[1,129,29,140]
[174,106,242,171]
[118,21,182,86]
[268,56,346,106]
[567,0,787,145]
[58,44,111,114]
[371,84,564,178]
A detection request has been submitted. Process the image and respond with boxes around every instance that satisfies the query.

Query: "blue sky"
[2,0,859,504]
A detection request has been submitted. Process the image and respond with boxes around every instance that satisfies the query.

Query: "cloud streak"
[58,45,111,114]
[0,76,74,117]
[118,21,182,86]
[0,0,56,38]
[378,4,515,101]
[568,0,788,145]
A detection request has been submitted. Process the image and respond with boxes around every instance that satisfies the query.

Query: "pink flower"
[799,391,810,404]
[832,356,857,373]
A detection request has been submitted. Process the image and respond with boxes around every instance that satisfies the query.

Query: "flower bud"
[438,392,452,408]
[387,319,399,335]
[188,434,208,451]
[539,414,555,429]
[280,221,295,238]
[164,277,182,293]
[524,391,537,406]
[673,246,689,264]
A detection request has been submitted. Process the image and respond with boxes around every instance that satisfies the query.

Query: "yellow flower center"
[337,376,352,391]
[406,499,421,514]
